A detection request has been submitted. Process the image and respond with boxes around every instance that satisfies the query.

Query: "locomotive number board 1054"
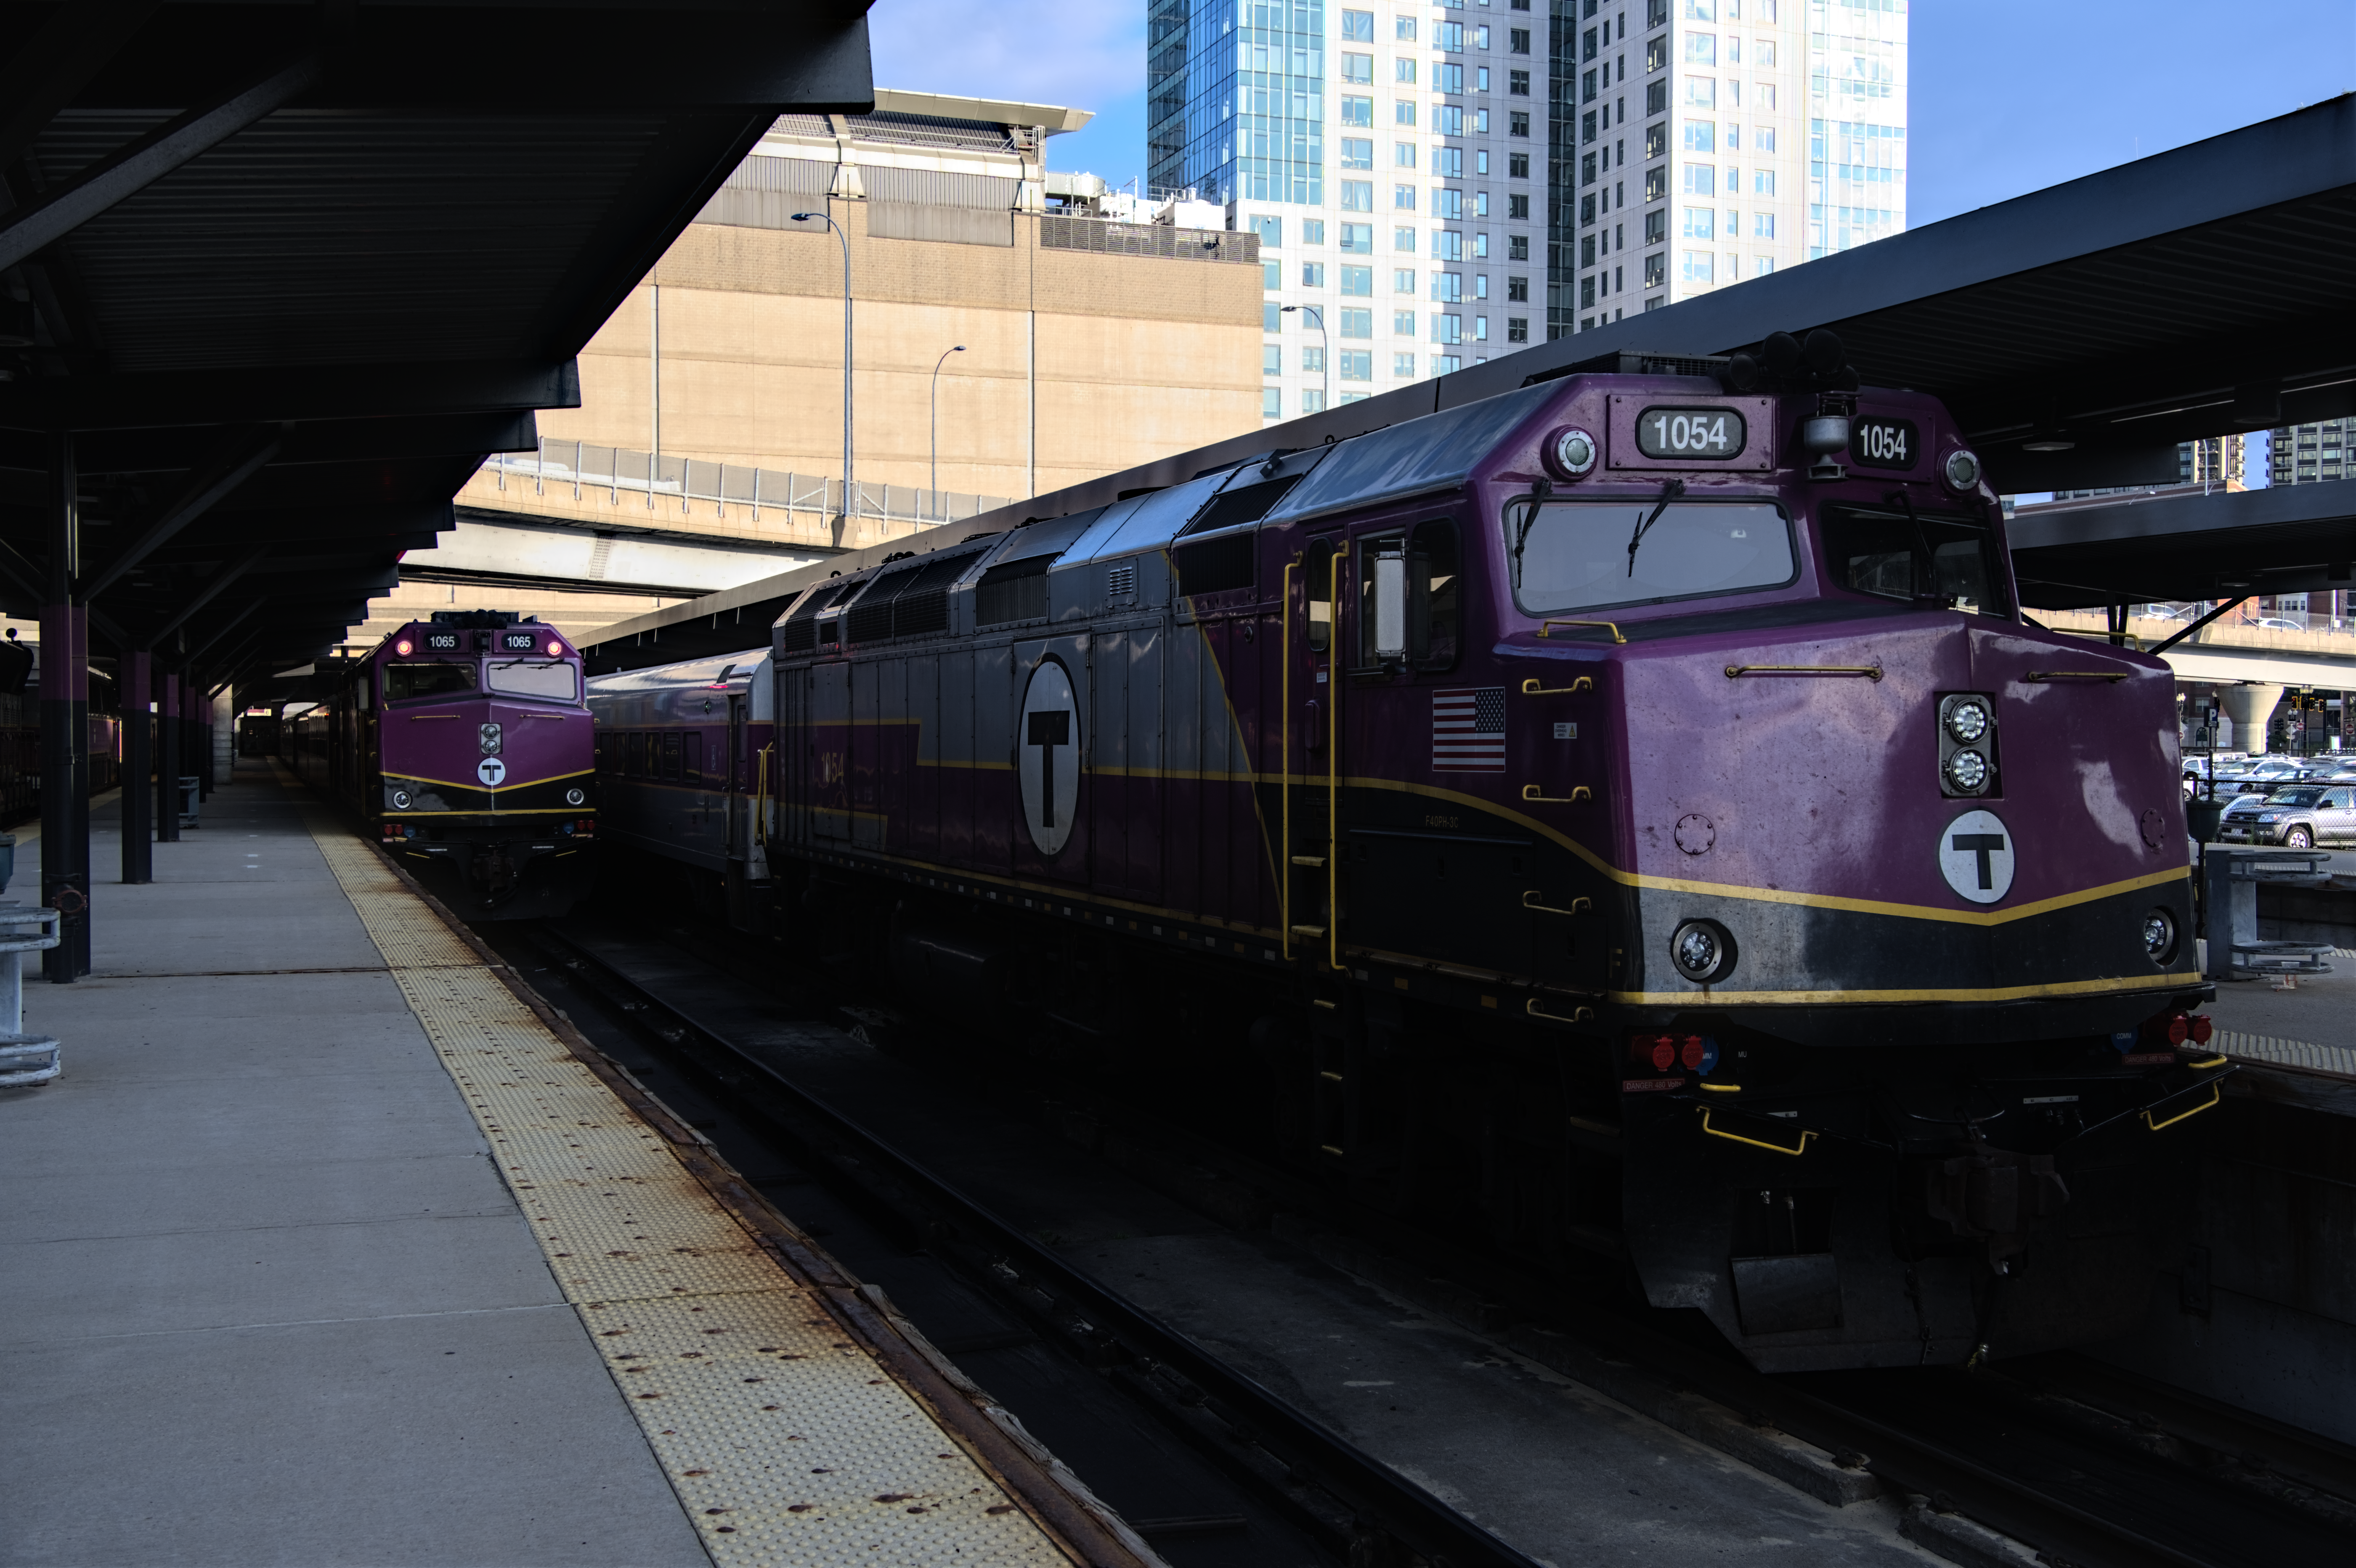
[1607,395,1772,470]
[1850,416,1921,470]
[1636,405,1747,460]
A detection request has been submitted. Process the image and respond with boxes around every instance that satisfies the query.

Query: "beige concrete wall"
[535,206,1262,505]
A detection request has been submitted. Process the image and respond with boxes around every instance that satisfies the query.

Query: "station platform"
[1,761,1148,1568]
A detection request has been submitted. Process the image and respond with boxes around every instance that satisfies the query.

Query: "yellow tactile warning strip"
[296,818,1088,1567]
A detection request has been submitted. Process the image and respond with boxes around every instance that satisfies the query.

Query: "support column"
[41,433,90,982]
[156,667,180,844]
[121,650,152,884]
[182,680,203,810]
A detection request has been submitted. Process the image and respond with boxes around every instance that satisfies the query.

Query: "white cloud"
[868,0,1144,110]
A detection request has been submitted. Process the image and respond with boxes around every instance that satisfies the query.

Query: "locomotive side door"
[809,661,851,841]
[1283,537,1341,967]
[725,692,748,859]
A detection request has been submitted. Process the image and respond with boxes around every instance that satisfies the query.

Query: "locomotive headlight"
[1546,425,1599,479]
[548,639,566,656]
[394,638,413,656]
[1945,749,1990,792]
[1943,448,1983,492]
[1669,919,1738,983]
[2142,908,2178,964]
[565,787,585,805]
[390,789,412,810]
[1945,699,1990,744]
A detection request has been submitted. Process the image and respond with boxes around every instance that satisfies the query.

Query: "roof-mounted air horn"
[1723,329,1860,394]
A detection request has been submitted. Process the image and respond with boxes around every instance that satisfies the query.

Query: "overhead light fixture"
[2022,439,2075,452]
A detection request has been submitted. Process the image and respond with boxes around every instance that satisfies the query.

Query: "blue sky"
[870,0,2353,224]
[870,1,2352,482]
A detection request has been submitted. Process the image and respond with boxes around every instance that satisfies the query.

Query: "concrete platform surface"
[0,769,714,1567]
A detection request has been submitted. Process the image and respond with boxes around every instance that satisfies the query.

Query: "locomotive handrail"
[1536,619,1626,644]
[1700,1106,1816,1157]
[1525,996,1595,1025]
[1522,890,1592,915]
[2024,670,2130,683]
[1723,665,1884,681]
[1281,558,1295,961]
[754,742,772,846]
[1520,676,1594,694]
[1521,784,1593,803]
[2140,1081,2220,1131]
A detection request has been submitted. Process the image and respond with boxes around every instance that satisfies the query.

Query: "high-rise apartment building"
[2269,419,2349,486]
[1549,0,1907,339]
[1149,0,1555,424]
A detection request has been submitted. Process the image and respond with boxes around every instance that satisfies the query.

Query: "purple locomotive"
[292,610,594,917]
[593,348,2225,1372]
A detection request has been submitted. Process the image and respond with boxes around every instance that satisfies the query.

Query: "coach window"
[625,732,645,776]
[1305,538,1336,653]
[662,732,682,780]
[382,662,475,702]
[1410,519,1460,669]
[682,732,702,783]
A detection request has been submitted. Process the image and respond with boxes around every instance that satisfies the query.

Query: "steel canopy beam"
[148,542,268,645]
[0,360,578,432]
[0,50,325,275]
[0,1,160,174]
[80,424,281,600]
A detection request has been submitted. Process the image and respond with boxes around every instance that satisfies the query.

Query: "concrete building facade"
[2270,418,2349,487]
[398,90,1264,654]
[1152,1,1555,422]
[1551,0,1908,339]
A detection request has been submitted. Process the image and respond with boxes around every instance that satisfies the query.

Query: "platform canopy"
[0,0,873,681]
[2008,484,2356,613]
[584,96,2356,672]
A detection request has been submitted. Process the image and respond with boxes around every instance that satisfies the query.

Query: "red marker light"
[2188,1014,2213,1045]
[548,639,565,656]
[394,638,413,656]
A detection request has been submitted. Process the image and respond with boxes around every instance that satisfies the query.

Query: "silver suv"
[2216,785,2356,848]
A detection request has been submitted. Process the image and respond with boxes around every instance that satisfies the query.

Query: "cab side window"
[1410,519,1460,670]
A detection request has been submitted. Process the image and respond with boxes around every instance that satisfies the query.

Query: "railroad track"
[512,919,1548,1568]
[510,914,2355,1568]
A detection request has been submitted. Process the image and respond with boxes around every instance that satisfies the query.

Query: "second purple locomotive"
[592,345,2222,1372]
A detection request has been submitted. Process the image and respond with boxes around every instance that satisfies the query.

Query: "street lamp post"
[931,345,965,504]
[1283,304,1329,413]
[792,210,854,520]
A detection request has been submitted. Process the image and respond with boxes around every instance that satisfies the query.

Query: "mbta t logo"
[1937,808,2015,904]
[1017,657,1080,857]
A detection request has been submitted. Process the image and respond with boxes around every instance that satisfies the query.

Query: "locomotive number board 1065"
[500,630,540,650]
[1850,416,1921,470]
[424,632,462,651]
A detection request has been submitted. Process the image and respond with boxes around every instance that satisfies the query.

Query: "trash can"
[178,776,201,828]
[2186,796,2226,844]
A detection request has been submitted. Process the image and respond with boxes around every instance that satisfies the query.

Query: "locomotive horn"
[1802,328,1846,374]
[1762,331,1803,376]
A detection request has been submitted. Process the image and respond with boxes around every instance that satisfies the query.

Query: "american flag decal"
[1432,687,1507,771]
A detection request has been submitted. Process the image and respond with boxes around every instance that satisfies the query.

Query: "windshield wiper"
[1625,478,1687,576]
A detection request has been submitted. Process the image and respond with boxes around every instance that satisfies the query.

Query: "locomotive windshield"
[1819,503,2011,617]
[1508,499,1796,613]
[383,662,475,702]
[487,660,580,701]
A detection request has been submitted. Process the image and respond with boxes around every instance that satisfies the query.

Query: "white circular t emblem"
[1938,808,2014,904]
[476,757,507,787]
[1017,657,1080,857]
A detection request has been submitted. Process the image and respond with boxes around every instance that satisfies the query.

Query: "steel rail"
[531,923,1549,1568]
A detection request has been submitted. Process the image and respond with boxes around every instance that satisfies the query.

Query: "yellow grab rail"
[2025,670,2129,683]
[2141,1082,2221,1131]
[1526,997,1595,1024]
[1537,619,1626,643]
[1523,890,1592,916]
[1700,1107,1815,1157]
[1522,784,1593,804]
[1521,676,1594,695]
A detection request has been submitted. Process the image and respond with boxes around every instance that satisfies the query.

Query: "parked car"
[2215,784,2356,848]
[2251,617,2308,632]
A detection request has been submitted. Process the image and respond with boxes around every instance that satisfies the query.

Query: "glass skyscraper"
[1152,1,1555,424]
